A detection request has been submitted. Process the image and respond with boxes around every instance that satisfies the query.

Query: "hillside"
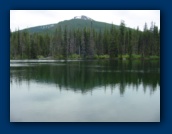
[21,15,119,34]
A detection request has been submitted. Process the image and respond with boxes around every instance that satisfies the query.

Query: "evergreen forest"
[10,20,160,60]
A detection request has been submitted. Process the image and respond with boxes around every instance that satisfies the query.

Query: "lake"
[10,60,160,122]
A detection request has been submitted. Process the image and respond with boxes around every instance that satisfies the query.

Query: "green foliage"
[94,54,99,59]
[15,55,22,59]
[122,54,129,59]
[119,20,125,59]
[37,55,44,59]
[94,54,109,59]
[68,54,81,59]
[22,54,29,59]
[149,55,160,59]
[132,54,141,59]
[53,55,64,59]
[10,20,160,60]
[99,55,109,59]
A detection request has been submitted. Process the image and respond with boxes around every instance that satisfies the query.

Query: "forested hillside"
[10,19,160,60]
[19,16,117,34]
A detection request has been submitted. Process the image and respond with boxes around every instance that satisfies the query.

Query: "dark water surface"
[10,60,160,122]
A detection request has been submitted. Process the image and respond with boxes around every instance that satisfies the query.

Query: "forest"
[10,20,160,60]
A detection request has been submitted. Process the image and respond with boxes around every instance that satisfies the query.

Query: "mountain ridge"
[19,15,120,34]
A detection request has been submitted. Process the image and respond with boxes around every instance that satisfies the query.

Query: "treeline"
[10,21,160,59]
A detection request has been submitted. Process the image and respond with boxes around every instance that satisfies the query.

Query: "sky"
[10,10,160,32]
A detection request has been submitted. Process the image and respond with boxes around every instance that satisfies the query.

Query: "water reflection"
[10,60,160,95]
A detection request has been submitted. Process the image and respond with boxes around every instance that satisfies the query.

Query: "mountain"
[10,15,160,60]
[21,15,119,34]
[73,15,94,21]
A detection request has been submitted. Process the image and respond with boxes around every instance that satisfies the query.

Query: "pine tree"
[119,20,125,59]
[128,29,132,58]
[153,25,160,56]
[109,24,116,58]
[63,25,68,59]
[88,26,95,58]
[30,34,37,59]
[81,29,86,58]
[103,28,110,55]
[96,29,103,55]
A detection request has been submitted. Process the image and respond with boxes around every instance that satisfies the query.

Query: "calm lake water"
[10,60,160,122]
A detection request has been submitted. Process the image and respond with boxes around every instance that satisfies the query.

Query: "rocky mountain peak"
[73,15,93,21]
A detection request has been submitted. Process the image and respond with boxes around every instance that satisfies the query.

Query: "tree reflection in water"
[10,60,160,95]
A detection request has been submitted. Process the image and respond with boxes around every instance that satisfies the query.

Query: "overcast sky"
[10,10,160,32]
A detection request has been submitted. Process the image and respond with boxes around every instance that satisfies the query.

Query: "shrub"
[94,55,109,59]
[99,55,109,59]
[54,55,64,59]
[132,54,141,59]
[149,55,159,59]
[37,55,44,59]
[122,54,129,59]
[69,54,81,59]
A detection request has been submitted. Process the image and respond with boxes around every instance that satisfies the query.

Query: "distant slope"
[21,17,119,34]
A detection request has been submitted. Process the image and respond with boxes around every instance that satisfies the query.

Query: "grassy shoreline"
[10,54,160,60]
